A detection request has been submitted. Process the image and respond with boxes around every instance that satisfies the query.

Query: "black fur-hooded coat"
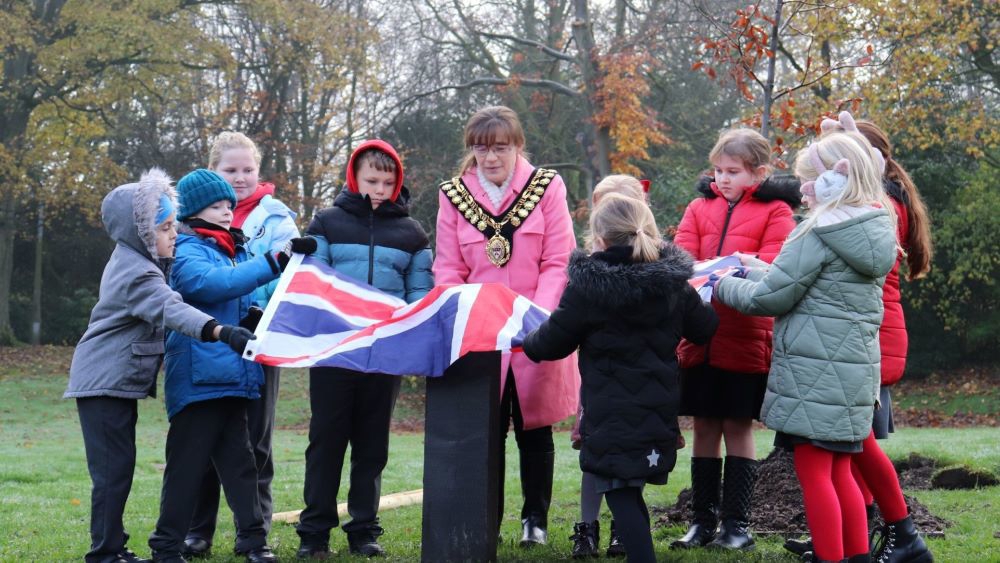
[523,244,718,484]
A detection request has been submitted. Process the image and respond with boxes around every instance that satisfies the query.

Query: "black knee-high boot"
[519,451,554,546]
[709,455,758,550]
[670,457,722,549]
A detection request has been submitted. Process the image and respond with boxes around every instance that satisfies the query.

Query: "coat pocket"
[123,340,165,392]
[191,343,240,385]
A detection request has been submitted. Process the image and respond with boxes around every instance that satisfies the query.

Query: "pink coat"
[433,156,580,429]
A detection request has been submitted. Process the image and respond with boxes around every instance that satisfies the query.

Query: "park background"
[1,0,998,560]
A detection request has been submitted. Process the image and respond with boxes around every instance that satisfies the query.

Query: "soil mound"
[653,448,951,537]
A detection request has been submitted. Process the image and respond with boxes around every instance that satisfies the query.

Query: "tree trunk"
[30,203,43,345]
[571,0,612,182]
[0,193,16,343]
[760,0,783,138]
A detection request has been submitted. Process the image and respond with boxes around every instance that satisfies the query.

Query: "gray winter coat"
[65,169,213,400]
[714,208,897,443]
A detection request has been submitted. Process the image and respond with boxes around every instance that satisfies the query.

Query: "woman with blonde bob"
[712,131,898,563]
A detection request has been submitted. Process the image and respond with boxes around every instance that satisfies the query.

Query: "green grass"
[1,353,999,561]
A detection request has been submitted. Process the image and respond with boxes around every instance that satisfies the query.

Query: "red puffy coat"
[674,176,798,374]
[880,182,910,385]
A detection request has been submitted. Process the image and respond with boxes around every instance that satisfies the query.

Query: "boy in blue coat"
[66,169,254,563]
[147,170,315,563]
[296,140,433,558]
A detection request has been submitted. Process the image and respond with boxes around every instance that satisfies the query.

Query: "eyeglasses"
[471,144,514,157]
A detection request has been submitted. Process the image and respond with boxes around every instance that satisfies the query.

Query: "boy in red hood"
[182,132,300,559]
[296,140,433,558]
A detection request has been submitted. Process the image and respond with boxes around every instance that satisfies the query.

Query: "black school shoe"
[115,547,152,563]
[241,545,278,563]
[347,525,386,557]
[181,537,211,559]
[296,539,331,559]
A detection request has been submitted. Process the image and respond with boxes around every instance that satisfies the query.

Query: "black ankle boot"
[570,521,599,558]
[708,456,758,550]
[670,457,722,549]
[606,519,625,558]
[872,515,933,563]
[519,450,554,546]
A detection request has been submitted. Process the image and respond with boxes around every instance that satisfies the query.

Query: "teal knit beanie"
[176,169,237,220]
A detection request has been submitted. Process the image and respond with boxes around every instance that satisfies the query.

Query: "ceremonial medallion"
[486,233,511,267]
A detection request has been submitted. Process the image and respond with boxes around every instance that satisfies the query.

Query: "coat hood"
[813,209,897,278]
[696,174,802,209]
[566,242,694,308]
[101,168,177,261]
[345,139,405,202]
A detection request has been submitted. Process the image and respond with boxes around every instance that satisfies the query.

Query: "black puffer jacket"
[523,244,718,483]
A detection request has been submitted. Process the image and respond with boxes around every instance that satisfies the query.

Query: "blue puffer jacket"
[163,224,280,419]
[306,187,433,303]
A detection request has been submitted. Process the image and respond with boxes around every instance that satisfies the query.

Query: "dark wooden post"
[421,351,500,562]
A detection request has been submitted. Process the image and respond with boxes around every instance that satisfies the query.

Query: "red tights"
[850,430,909,522]
[793,444,869,561]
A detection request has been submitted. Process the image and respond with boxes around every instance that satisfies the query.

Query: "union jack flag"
[243,255,551,376]
[690,255,745,301]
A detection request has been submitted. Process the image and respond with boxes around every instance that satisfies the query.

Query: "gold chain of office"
[439,168,556,267]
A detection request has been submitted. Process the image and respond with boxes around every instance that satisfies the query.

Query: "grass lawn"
[1,348,998,562]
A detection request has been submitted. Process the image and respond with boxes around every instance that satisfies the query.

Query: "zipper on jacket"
[705,198,739,366]
[714,200,739,257]
[367,209,375,285]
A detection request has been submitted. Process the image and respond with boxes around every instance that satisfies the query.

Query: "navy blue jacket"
[306,187,433,303]
[163,225,279,419]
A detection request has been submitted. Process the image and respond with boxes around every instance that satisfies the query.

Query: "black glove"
[288,237,318,255]
[218,324,256,355]
[239,306,264,332]
[270,237,319,273]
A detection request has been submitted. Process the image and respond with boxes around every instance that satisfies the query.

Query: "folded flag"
[689,255,745,302]
[243,255,550,376]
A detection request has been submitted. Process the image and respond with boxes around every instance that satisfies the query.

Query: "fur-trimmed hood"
[696,174,802,209]
[566,243,694,308]
[101,168,178,261]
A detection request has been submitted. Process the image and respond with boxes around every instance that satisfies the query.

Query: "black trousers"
[148,398,265,557]
[296,368,401,539]
[497,371,554,522]
[187,365,280,542]
[77,397,139,563]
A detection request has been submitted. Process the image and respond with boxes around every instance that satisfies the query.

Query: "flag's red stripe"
[460,287,515,356]
[254,352,312,366]
[286,271,398,319]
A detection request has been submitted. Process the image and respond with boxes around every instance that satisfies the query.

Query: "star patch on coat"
[647,449,660,467]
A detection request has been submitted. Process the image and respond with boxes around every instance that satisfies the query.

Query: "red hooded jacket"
[673,176,798,374]
[345,139,405,202]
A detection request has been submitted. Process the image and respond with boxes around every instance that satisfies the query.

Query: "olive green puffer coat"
[714,208,897,443]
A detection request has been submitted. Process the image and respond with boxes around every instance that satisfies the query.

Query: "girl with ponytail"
[524,193,719,562]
